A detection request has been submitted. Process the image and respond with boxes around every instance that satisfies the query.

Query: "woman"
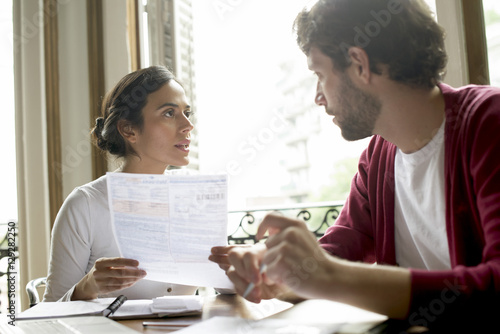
[43,66,197,301]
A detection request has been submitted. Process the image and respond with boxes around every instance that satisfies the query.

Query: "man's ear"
[347,47,371,84]
[117,119,137,144]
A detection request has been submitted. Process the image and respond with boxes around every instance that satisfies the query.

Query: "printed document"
[107,172,233,289]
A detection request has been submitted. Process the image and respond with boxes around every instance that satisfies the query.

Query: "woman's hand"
[72,257,147,300]
[209,244,253,271]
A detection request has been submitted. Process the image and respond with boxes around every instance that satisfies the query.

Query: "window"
[0,1,16,225]
[191,0,370,209]
[483,0,500,87]
[192,1,440,210]
[143,0,492,212]
[142,0,200,170]
[0,0,17,314]
[424,0,437,19]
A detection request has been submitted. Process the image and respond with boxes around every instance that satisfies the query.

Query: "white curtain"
[13,0,131,311]
[14,0,52,312]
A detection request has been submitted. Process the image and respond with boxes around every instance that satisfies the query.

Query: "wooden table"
[117,294,293,333]
[114,294,420,334]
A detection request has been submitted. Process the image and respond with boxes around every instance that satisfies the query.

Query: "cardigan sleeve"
[43,188,93,302]
[319,139,377,263]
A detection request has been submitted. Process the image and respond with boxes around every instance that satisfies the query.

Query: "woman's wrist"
[71,276,98,301]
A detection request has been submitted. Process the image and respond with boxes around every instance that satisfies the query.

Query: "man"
[210,0,500,329]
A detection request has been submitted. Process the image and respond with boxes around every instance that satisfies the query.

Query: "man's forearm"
[323,258,411,319]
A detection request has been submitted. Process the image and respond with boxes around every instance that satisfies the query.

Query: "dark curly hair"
[91,66,178,158]
[294,0,447,89]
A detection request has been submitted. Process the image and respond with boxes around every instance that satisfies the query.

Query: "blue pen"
[242,264,267,298]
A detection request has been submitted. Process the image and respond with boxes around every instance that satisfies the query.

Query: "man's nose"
[315,82,326,106]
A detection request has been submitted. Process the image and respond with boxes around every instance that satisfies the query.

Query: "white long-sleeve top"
[43,174,197,302]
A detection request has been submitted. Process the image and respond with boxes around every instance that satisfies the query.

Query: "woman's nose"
[181,116,194,133]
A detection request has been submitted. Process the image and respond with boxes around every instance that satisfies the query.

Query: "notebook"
[16,296,203,321]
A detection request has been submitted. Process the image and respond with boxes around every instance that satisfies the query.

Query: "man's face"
[307,46,381,141]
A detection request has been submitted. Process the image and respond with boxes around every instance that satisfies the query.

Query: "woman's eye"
[163,110,174,118]
[184,110,193,118]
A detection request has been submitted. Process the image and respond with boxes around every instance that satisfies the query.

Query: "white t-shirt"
[43,174,197,302]
[394,120,451,270]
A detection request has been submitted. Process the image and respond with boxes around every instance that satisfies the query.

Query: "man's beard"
[333,73,382,141]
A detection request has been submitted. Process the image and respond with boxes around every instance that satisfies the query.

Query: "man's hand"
[72,257,147,300]
[225,243,290,303]
[256,214,412,318]
[218,213,332,303]
[256,213,332,300]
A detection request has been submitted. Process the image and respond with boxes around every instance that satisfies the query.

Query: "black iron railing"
[227,201,344,245]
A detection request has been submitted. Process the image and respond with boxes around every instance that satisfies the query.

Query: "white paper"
[16,299,108,320]
[107,172,233,289]
[172,317,343,334]
[13,316,138,334]
[172,299,386,334]
[151,295,203,314]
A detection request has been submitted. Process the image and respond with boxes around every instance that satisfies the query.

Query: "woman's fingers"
[209,245,253,271]
[92,275,143,293]
[94,257,146,276]
[93,265,147,280]
[91,257,147,292]
[209,246,232,270]
[94,257,140,269]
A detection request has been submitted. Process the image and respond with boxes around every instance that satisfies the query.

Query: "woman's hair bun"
[92,116,108,151]
[95,117,105,130]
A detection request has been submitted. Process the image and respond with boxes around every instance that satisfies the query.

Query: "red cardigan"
[319,83,500,327]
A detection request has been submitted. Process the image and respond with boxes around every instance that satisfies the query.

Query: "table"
[117,294,293,333]
[116,294,403,333]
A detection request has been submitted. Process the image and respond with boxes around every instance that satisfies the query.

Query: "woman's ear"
[347,47,371,84]
[117,120,137,144]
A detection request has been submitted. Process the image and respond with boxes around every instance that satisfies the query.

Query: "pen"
[102,295,127,317]
[143,321,193,327]
[242,263,267,298]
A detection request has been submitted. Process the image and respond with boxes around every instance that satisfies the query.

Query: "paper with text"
[107,172,232,289]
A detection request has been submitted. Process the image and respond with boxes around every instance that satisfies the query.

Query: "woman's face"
[130,80,194,170]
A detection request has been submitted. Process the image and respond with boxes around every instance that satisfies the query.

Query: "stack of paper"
[171,299,387,334]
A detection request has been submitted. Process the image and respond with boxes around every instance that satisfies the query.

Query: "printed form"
[107,172,233,289]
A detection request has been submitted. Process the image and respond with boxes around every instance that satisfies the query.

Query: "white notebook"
[16,297,203,321]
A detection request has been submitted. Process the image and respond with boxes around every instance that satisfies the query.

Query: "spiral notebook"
[16,296,203,321]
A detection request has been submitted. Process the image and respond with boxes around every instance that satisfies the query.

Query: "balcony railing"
[227,201,344,245]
